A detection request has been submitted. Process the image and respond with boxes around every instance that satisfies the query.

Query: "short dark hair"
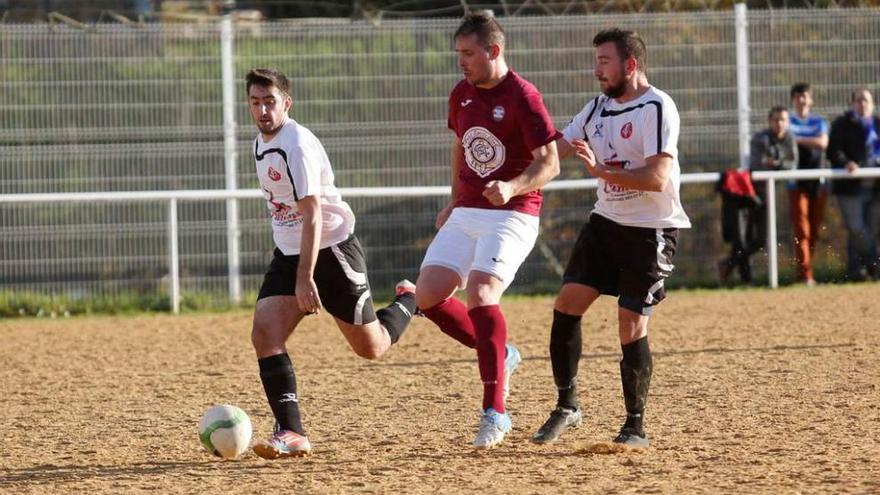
[245,68,291,97]
[768,105,788,118]
[454,10,505,48]
[790,82,811,99]
[593,28,647,73]
[851,86,872,102]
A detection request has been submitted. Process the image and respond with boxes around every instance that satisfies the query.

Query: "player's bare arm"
[295,195,323,314]
[572,138,672,192]
[436,136,465,229]
[555,137,576,160]
[483,141,560,206]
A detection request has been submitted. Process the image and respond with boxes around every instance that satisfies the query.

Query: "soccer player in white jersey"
[245,68,418,459]
[531,29,691,448]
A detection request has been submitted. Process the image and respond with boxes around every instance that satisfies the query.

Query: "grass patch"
[0,291,258,318]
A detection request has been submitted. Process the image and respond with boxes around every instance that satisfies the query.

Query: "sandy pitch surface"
[1,285,878,494]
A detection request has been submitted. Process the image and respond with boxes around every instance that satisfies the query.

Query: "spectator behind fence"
[716,169,761,284]
[718,106,797,284]
[827,87,880,281]
[788,83,829,286]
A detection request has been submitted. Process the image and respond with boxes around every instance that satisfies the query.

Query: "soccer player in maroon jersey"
[413,11,561,449]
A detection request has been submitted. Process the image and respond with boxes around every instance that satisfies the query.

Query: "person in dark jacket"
[827,87,880,280]
[717,170,762,284]
[718,106,797,284]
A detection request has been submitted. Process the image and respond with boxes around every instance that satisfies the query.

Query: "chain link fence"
[1,9,879,304]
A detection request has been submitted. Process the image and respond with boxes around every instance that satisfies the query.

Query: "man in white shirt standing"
[245,68,418,459]
[531,29,691,449]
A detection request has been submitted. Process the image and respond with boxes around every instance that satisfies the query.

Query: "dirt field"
[1,285,878,494]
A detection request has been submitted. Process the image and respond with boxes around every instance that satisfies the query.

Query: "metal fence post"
[765,178,778,289]
[735,3,751,170]
[221,16,242,305]
[168,198,181,314]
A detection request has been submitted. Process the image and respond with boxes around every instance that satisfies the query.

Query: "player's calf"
[376,279,418,344]
[614,336,653,449]
[340,280,418,359]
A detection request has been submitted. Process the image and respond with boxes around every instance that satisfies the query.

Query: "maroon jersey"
[447,70,561,216]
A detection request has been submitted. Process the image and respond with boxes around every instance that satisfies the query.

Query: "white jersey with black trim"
[562,86,691,229]
[253,118,355,255]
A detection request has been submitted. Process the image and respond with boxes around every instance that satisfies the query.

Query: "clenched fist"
[482,180,514,206]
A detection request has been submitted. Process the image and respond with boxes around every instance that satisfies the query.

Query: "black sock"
[620,336,653,434]
[258,353,305,436]
[377,292,416,344]
[550,309,582,411]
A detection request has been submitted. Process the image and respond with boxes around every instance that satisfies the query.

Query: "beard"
[259,119,284,136]
[601,78,627,98]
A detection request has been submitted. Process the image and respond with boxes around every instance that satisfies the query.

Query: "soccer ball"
[198,404,253,459]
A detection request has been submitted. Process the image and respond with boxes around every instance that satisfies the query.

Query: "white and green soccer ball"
[198,404,253,459]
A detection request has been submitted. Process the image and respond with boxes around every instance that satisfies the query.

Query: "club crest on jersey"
[462,126,506,178]
[620,122,633,139]
[492,106,505,122]
[267,166,282,181]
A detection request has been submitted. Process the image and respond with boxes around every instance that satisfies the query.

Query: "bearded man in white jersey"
[245,68,418,459]
[531,29,691,448]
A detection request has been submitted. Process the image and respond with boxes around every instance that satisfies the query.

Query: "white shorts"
[420,207,540,289]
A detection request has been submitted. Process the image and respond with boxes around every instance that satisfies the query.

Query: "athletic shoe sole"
[252,443,312,459]
[612,433,649,449]
[473,439,504,450]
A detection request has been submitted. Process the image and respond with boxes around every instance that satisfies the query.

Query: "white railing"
[3,168,880,313]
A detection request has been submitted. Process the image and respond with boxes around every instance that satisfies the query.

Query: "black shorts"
[257,234,376,325]
[563,214,678,315]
